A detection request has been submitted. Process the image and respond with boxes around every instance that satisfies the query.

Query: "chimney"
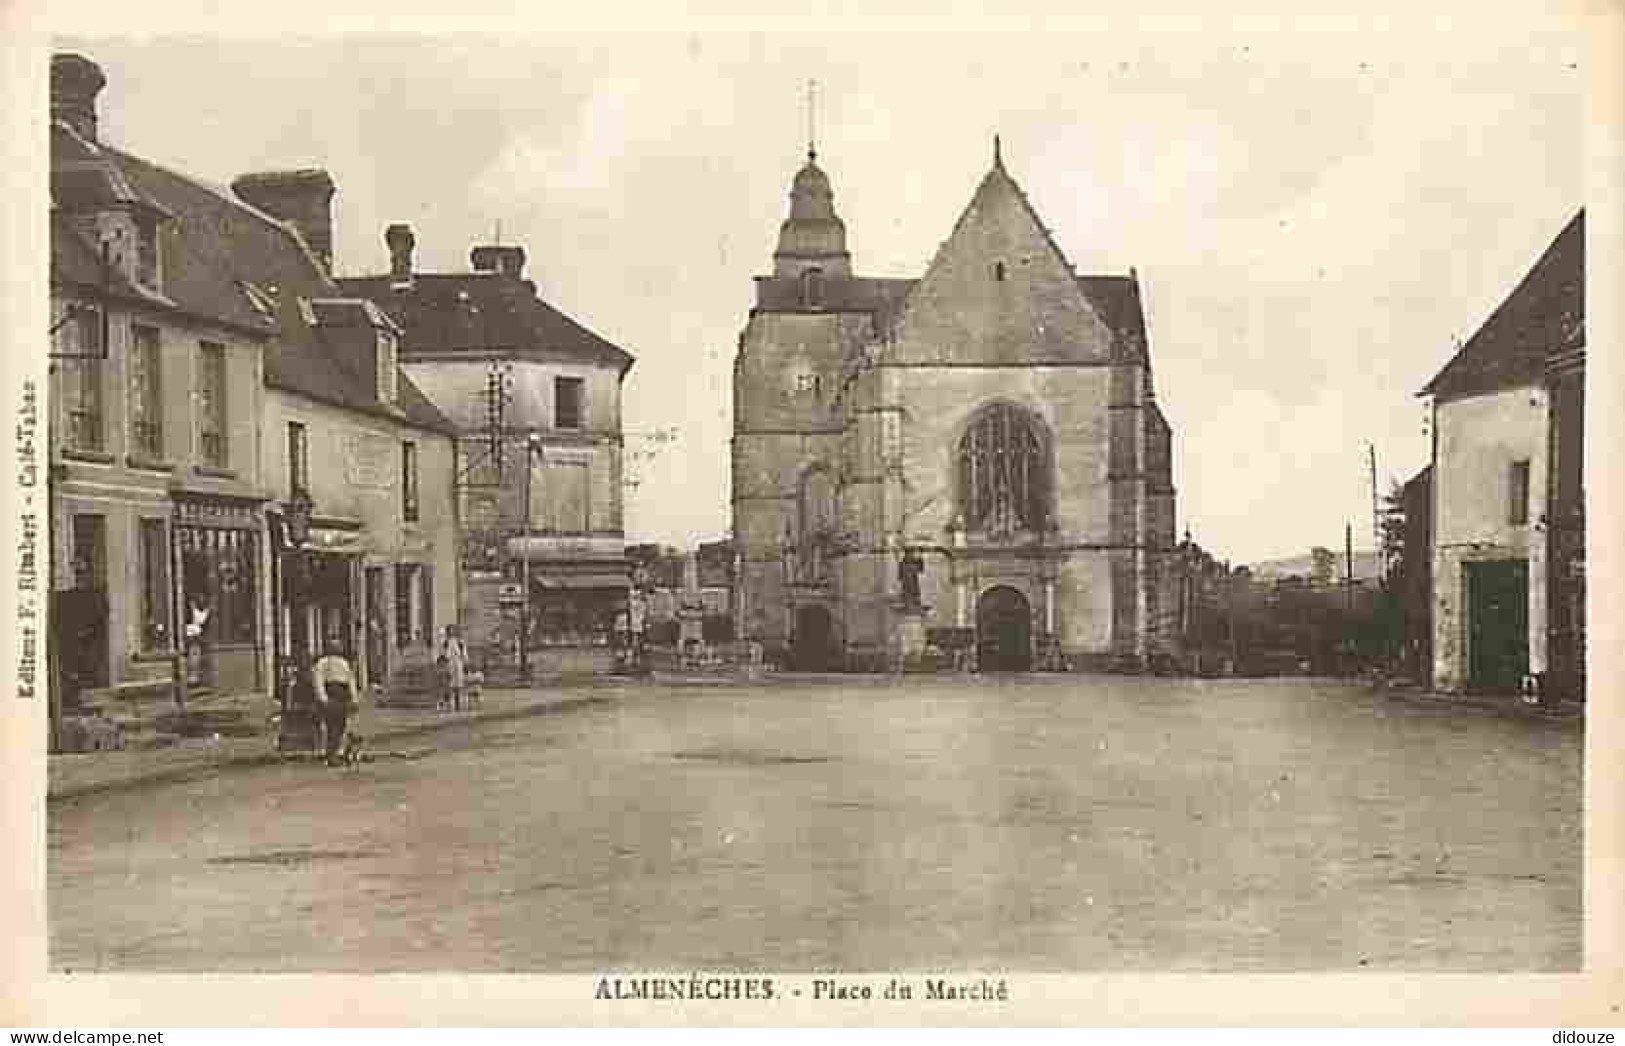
[52,53,107,142]
[231,169,337,273]
[385,223,415,285]
[470,244,525,278]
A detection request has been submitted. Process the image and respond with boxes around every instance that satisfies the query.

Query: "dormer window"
[135,212,160,289]
[801,268,823,308]
[375,330,398,405]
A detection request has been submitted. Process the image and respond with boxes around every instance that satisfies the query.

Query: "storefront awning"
[534,573,630,591]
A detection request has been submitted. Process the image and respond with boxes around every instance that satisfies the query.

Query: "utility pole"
[1367,442,1381,585]
[1345,521,1355,611]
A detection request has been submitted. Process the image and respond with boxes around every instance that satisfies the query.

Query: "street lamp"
[277,486,316,753]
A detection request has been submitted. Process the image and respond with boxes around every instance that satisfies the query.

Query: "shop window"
[395,563,418,648]
[138,517,170,651]
[420,566,435,643]
[179,527,258,645]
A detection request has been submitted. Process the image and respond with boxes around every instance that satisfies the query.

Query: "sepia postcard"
[2,1,1623,1028]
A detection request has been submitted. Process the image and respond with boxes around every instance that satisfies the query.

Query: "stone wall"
[1430,383,1547,691]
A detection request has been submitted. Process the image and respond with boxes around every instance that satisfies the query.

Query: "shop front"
[172,491,266,696]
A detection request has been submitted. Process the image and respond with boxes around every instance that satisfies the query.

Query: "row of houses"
[46,53,636,735]
[1405,210,1586,699]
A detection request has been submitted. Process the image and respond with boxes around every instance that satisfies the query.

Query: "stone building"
[732,141,1179,671]
[46,53,461,718]
[341,231,635,672]
[1420,209,1584,696]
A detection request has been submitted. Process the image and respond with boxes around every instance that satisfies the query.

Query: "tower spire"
[993,132,1003,169]
[806,78,819,162]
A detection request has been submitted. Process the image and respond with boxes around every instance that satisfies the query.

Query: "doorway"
[1466,558,1528,692]
[791,604,837,671]
[364,566,388,691]
[976,585,1032,672]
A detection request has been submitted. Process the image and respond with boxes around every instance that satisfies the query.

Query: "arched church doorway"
[976,586,1032,672]
[792,604,838,671]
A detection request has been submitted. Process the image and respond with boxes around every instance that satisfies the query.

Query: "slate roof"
[752,153,1152,364]
[751,274,918,336]
[1422,210,1585,401]
[49,120,455,435]
[338,272,636,376]
[1076,275,1150,365]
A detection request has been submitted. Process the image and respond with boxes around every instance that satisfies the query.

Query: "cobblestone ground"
[47,675,1582,972]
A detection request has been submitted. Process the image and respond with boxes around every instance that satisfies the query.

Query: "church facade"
[731,141,1180,671]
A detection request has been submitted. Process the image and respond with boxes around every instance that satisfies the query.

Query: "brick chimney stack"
[470,244,526,279]
[51,53,107,142]
[231,169,337,273]
[385,223,415,286]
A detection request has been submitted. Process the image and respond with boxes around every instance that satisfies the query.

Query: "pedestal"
[678,608,706,665]
[891,602,930,671]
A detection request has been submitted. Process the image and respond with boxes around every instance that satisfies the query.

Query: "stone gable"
[884,167,1114,367]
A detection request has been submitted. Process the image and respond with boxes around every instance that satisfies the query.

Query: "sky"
[51,23,1583,564]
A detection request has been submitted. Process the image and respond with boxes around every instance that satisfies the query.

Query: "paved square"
[49,676,1582,971]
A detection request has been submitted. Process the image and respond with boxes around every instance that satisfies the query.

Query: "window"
[395,563,418,648]
[70,515,106,590]
[178,527,258,645]
[287,422,309,495]
[198,342,228,468]
[130,325,163,459]
[135,215,159,288]
[794,372,821,396]
[1509,459,1531,525]
[62,311,104,451]
[957,403,1048,535]
[420,567,435,643]
[801,267,823,308]
[555,376,584,430]
[402,441,419,522]
[994,261,1006,281]
[138,517,171,651]
[375,331,398,404]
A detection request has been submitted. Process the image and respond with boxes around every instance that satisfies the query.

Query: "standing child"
[441,624,468,712]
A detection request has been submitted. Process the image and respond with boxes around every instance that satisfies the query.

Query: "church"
[731,138,1181,672]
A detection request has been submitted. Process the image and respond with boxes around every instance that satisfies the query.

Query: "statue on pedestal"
[899,547,924,610]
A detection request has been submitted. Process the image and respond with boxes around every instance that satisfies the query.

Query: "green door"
[1466,559,1529,692]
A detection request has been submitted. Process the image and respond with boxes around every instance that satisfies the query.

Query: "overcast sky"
[55,25,1582,563]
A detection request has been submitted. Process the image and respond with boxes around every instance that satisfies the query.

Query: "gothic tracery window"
[958,403,1047,535]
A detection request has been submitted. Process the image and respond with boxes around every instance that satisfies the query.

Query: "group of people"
[298,624,471,766]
